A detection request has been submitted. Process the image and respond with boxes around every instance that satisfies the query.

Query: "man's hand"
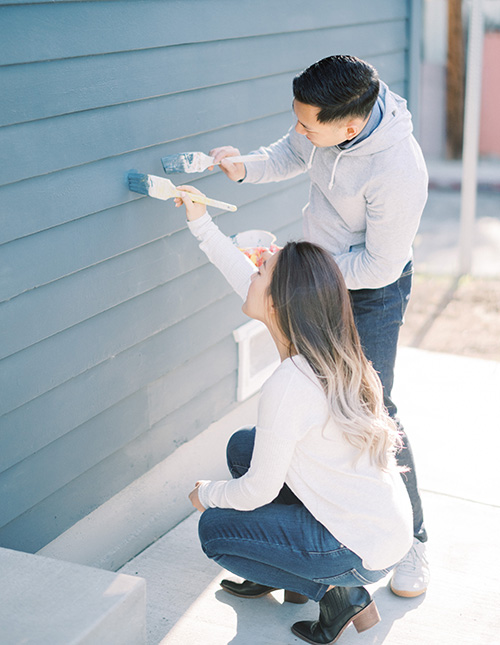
[174,185,207,221]
[209,146,246,182]
[188,481,207,512]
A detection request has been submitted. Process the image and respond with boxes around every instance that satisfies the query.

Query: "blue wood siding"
[0,0,412,553]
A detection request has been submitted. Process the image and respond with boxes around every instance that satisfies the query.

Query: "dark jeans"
[350,260,427,542]
[197,428,394,601]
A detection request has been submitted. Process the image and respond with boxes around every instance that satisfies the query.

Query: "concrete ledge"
[427,158,500,191]
[0,547,146,644]
[38,394,259,571]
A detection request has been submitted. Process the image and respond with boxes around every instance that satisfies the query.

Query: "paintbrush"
[161,151,269,174]
[128,173,237,212]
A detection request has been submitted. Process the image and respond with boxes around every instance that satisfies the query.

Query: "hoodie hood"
[323,82,414,188]
[340,81,414,156]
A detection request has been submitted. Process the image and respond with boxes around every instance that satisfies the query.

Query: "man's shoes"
[292,586,380,644]
[220,578,308,603]
[390,537,430,597]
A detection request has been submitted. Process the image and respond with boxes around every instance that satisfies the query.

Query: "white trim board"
[233,319,280,401]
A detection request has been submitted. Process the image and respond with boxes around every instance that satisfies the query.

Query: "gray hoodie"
[243,82,428,290]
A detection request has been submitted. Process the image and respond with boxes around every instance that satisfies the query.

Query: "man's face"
[293,100,365,148]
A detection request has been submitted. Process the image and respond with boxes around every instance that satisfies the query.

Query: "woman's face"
[242,250,280,323]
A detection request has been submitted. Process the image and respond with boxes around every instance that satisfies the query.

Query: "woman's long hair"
[269,241,402,471]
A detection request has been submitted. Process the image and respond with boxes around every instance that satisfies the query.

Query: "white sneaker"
[390,537,430,597]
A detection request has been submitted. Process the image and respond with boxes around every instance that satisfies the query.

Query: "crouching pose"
[177,186,413,644]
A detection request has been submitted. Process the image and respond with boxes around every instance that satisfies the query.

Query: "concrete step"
[0,547,146,644]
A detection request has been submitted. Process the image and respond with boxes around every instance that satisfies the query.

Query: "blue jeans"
[350,260,427,541]
[198,428,394,602]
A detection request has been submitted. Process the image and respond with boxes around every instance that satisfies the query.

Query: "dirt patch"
[399,274,500,362]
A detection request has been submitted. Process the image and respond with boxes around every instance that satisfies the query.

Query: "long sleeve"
[335,143,428,289]
[195,354,413,571]
[240,84,429,291]
[243,127,310,185]
[187,212,257,301]
[197,364,310,511]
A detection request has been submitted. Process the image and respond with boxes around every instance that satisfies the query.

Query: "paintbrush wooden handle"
[216,153,268,165]
[189,193,237,212]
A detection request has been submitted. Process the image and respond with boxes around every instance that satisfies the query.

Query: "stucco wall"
[479,31,500,157]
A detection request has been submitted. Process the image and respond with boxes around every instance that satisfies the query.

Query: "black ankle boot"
[291,586,380,644]
[220,579,308,603]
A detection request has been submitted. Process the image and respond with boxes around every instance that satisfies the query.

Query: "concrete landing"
[120,347,500,644]
[121,492,500,645]
[0,548,146,644]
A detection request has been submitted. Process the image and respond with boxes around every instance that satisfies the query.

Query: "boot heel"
[352,600,381,633]
[284,590,309,604]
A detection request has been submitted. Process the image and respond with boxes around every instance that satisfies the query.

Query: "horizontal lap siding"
[0,0,410,551]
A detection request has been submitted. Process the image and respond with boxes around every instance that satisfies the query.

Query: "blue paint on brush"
[161,152,195,173]
[162,151,268,174]
[128,172,151,195]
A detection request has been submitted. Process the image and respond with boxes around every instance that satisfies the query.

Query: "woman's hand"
[174,185,207,221]
[188,481,206,512]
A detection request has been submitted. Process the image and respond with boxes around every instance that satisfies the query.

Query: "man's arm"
[335,155,428,290]
[210,127,310,185]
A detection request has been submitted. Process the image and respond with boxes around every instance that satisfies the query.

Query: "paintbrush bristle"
[162,151,216,173]
[161,152,197,173]
[127,173,178,201]
[128,172,151,195]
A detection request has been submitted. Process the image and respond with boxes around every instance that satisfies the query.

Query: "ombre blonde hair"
[269,242,402,471]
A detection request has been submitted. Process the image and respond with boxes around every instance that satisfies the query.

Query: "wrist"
[186,209,209,222]
[196,480,211,509]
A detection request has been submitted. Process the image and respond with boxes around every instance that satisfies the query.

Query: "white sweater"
[188,213,413,571]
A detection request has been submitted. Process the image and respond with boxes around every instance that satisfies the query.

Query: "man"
[210,55,429,600]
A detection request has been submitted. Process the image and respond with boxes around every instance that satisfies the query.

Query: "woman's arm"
[195,366,305,512]
[176,187,257,300]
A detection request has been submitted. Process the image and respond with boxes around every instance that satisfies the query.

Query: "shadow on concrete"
[406,275,460,348]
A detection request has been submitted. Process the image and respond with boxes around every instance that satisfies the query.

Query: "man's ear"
[346,114,369,140]
[345,124,359,140]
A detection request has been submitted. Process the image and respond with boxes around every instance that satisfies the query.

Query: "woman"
[175,186,413,644]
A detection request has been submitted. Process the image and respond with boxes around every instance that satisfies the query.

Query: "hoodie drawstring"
[307,147,316,169]
[328,150,344,190]
[307,146,343,190]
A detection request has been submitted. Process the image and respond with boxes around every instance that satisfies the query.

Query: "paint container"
[231,230,278,267]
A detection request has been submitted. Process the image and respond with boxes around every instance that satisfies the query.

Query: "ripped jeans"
[197,428,394,602]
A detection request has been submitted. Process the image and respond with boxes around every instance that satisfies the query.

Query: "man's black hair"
[293,55,380,123]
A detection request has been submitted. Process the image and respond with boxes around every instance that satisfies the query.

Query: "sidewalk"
[120,348,500,645]
[120,165,500,644]
[416,159,500,277]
